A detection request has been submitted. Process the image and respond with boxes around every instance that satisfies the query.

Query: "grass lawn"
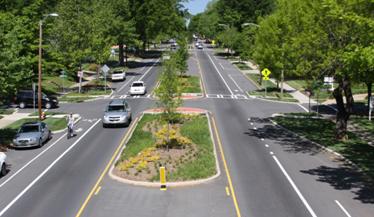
[249,87,299,102]
[0,108,14,115]
[351,117,374,133]
[5,117,67,132]
[180,76,201,93]
[59,89,110,102]
[117,114,216,181]
[274,116,374,179]
[42,76,75,95]
[233,62,251,70]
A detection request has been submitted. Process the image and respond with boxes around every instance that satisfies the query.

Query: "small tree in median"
[155,56,182,150]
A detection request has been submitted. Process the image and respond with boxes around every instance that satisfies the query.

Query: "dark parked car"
[12,122,52,148]
[15,90,58,109]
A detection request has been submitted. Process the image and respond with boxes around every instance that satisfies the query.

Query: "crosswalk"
[206,94,253,100]
[109,94,253,100]
[110,94,152,99]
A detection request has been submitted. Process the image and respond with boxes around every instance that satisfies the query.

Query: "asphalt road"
[0,47,373,217]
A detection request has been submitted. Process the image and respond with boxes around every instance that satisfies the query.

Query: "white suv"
[111,70,126,81]
[129,81,146,95]
[0,152,7,177]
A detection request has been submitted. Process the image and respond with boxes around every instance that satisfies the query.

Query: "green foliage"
[156,55,182,123]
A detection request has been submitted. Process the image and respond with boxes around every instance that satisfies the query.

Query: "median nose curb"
[180,93,204,100]
[108,107,222,188]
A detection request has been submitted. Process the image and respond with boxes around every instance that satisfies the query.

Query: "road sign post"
[261,68,271,98]
[77,71,83,94]
[101,65,110,93]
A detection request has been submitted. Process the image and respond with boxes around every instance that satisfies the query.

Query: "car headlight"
[13,139,17,143]
[30,138,37,142]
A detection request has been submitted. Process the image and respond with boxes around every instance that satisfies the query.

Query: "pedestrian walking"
[67,113,75,139]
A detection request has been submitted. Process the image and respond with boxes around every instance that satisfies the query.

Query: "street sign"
[323,77,334,84]
[261,68,271,80]
[77,71,83,78]
[101,64,110,75]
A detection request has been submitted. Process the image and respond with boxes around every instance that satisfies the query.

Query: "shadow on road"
[245,117,374,204]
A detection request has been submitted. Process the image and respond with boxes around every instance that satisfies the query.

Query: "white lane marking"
[265,144,269,148]
[272,156,318,217]
[206,54,234,95]
[270,152,274,155]
[335,200,352,217]
[248,118,251,121]
[253,127,257,130]
[228,74,243,92]
[140,66,146,72]
[0,119,101,217]
[250,122,254,125]
[298,104,309,112]
[261,138,264,141]
[76,128,83,132]
[219,62,225,70]
[234,90,239,92]
[117,76,135,93]
[139,59,160,81]
[0,133,66,189]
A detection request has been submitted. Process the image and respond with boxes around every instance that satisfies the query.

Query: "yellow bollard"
[160,166,166,191]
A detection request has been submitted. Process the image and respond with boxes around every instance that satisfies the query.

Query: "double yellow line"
[211,115,242,217]
[75,118,138,217]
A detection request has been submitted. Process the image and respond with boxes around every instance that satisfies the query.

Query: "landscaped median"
[110,108,220,187]
[272,114,374,180]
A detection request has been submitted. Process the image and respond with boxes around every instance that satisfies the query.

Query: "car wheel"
[1,163,6,177]
[45,103,52,109]
[19,102,26,109]
[38,138,43,148]
[103,123,107,128]
[48,131,52,140]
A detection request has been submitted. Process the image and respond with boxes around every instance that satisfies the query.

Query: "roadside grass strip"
[351,117,374,133]
[233,62,252,70]
[5,117,67,132]
[179,75,202,94]
[0,109,15,115]
[273,116,374,180]
[115,114,216,182]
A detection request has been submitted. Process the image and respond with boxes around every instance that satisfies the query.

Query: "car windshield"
[107,105,125,112]
[112,71,123,74]
[132,83,143,87]
[20,125,39,133]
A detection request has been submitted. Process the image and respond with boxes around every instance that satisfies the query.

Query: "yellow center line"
[94,186,102,196]
[225,186,231,196]
[75,117,138,217]
[211,116,242,217]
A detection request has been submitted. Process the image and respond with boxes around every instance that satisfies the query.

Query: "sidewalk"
[0,110,29,128]
[269,78,316,104]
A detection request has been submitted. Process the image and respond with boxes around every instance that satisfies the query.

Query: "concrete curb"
[249,94,300,105]
[269,118,363,173]
[108,108,221,188]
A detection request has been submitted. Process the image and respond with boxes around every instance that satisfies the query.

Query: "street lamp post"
[38,13,58,120]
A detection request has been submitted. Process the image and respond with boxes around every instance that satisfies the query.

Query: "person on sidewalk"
[67,113,75,139]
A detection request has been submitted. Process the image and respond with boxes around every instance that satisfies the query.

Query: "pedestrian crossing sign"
[261,68,271,80]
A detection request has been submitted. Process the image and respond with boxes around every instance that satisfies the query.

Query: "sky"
[183,0,212,15]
